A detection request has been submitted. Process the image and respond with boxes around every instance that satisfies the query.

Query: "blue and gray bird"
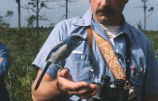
[34,35,86,90]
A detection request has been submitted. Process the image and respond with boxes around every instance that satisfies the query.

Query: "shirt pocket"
[130,64,146,86]
[64,53,91,82]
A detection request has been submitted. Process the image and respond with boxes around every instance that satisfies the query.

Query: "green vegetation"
[0,28,157,101]
[146,31,158,51]
[0,28,51,101]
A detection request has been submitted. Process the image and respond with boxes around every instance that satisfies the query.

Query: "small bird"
[34,34,86,90]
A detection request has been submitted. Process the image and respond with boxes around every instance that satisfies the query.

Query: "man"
[31,0,158,101]
[0,42,10,101]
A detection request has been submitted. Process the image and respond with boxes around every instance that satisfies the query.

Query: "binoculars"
[88,75,137,101]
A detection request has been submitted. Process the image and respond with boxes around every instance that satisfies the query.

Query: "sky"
[0,0,158,30]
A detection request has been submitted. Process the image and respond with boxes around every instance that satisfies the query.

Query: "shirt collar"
[118,18,131,38]
[73,7,131,38]
[73,8,92,26]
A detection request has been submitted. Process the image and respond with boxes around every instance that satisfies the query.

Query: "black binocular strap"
[124,34,131,82]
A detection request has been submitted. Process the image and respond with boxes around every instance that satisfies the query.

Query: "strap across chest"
[87,27,131,81]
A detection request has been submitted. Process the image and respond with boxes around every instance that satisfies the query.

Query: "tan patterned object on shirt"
[92,30,126,80]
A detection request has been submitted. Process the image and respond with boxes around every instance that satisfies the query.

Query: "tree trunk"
[17,0,21,30]
[36,0,39,36]
[66,0,68,19]
[143,0,147,34]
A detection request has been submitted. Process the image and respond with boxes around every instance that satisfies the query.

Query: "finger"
[57,68,69,77]
[69,81,89,91]
[57,69,73,81]
[77,84,98,98]
[89,84,98,96]
[63,81,90,95]
[76,86,94,98]
[64,68,73,80]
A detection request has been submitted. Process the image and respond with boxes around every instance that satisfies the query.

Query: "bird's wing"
[45,42,65,61]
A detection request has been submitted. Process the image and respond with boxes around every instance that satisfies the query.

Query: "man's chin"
[97,17,108,24]
[93,15,109,24]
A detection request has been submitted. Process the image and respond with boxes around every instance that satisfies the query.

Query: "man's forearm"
[32,79,66,101]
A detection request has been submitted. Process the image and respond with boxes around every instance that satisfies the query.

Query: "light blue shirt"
[33,8,158,101]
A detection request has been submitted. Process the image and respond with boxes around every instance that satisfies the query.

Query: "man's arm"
[32,69,63,101]
[32,69,98,101]
[143,41,158,101]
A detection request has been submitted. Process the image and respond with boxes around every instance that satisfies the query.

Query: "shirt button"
[81,55,85,60]
[119,58,121,61]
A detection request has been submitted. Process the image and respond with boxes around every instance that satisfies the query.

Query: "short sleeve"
[32,21,66,78]
[144,41,158,96]
[0,43,9,75]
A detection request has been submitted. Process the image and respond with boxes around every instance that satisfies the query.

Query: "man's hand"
[57,69,98,98]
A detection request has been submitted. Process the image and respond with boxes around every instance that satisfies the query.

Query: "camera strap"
[87,27,95,81]
[87,27,131,82]
[124,34,131,82]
